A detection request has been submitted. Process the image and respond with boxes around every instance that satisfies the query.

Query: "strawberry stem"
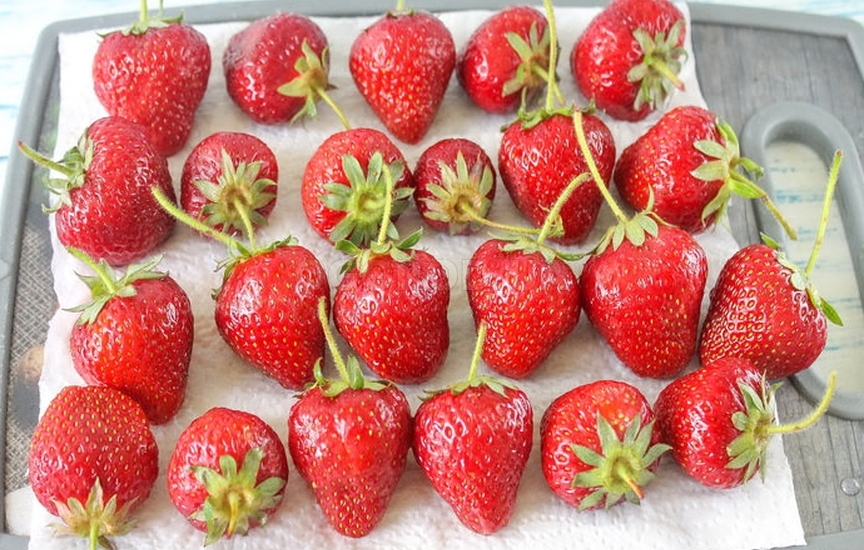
[536,173,590,245]
[151,186,240,250]
[572,110,628,224]
[461,207,542,236]
[395,0,405,11]
[17,141,75,178]
[316,87,351,130]
[466,322,488,382]
[542,0,559,112]
[67,247,118,294]
[769,371,836,435]
[804,151,843,277]
[233,197,258,251]
[375,162,397,246]
[317,296,350,381]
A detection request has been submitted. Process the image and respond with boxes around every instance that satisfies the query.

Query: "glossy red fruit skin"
[334,251,450,384]
[466,239,580,379]
[180,131,279,235]
[571,0,686,121]
[167,407,289,532]
[413,385,533,534]
[70,275,194,425]
[615,106,724,233]
[29,385,159,517]
[580,224,708,378]
[498,112,616,245]
[215,243,330,390]
[458,5,549,114]
[301,128,414,243]
[55,116,176,267]
[349,10,456,144]
[93,22,211,156]
[698,243,828,379]
[654,357,765,488]
[223,13,329,124]
[540,380,661,509]
[413,137,496,234]
[288,385,412,538]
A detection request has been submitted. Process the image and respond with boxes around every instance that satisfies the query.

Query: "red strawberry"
[413,324,533,534]
[224,13,346,126]
[457,5,550,114]
[499,109,615,245]
[68,250,193,425]
[301,128,414,246]
[215,240,331,390]
[93,1,211,155]
[573,110,707,379]
[581,221,707,378]
[334,231,450,384]
[654,357,835,488]
[167,407,289,544]
[466,236,580,379]
[289,298,412,537]
[29,385,159,549]
[18,116,176,266]
[571,0,686,121]
[699,152,843,379]
[349,7,456,144]
[540,380,668,510]
[615,106,795,234]
[181,131,278,237]
[413,137,496,235]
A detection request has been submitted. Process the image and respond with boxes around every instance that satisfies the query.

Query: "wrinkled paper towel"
[28,4,806,549]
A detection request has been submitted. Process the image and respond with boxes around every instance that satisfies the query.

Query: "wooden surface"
[692,23,864,538]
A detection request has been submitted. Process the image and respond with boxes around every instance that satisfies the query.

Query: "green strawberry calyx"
[122,0,183,36]
[52,478,136,550]
[761,150,844,326]
[18,134,93,214]
[628,20,687,113]
[190,448,286,545]
[311,296,390,396]
[727,370,836,483]
[692,118,797,240]
[422,322,517,400]
[421,151,495,234]
[570,414,670,511]
[193,148,277,238]
[277,40,351,129]
[65,247,166,325]
[321,152,413,247]
[502,19,553,112]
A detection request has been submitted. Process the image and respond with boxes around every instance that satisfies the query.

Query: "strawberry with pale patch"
[167,407,289,544]
[349,0,456,144]
[571,0,686,121]
[289,298,412,538]
[19,116,176,266]
[93,0,211,155]
[29,385,159,549]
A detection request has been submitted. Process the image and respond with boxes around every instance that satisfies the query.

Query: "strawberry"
[574,110,707,379]
[571,0,686,121]
[540,380,669,510]
[335,232,450,384]
[615,106,796,234]
[153,189,331,391]
[654,357,835,488]
[413,137,496,235]
[18,116,176,266]
[29,385,159,549]
[92,1,211,155]
[457,5,550,114]
[223,13,348,126]
[68,250,193,425]
[181,131,278,237]
[699,152,844,379]
[413,324,533,534]
[289,298,412,538]
[349,4,456,144]
[167,407,289,544]
[301,128,414,246]
[499,108,615,244]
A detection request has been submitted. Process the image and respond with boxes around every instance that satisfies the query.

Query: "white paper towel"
[27,5,806,550]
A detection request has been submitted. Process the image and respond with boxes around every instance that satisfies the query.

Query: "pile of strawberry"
[22,0,843,548]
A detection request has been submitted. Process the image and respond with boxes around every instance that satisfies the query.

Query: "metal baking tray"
[2,1,863,548]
